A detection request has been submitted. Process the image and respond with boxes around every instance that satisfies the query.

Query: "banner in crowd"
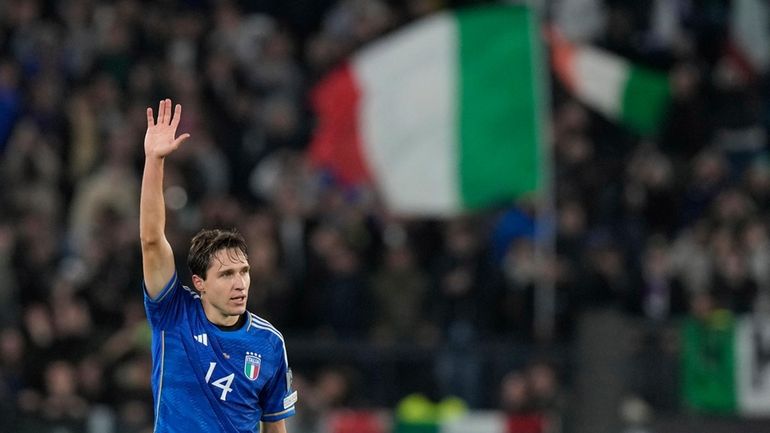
[309,5,545,217]
[549,28,671,136]
[682,313,770,416]
[681,311,737,413]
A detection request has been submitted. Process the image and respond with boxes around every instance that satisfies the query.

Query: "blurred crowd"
[0,0,768,432]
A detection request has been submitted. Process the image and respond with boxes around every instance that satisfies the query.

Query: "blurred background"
[1,0,769,432]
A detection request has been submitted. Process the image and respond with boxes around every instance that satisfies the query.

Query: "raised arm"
[140,99,191,298]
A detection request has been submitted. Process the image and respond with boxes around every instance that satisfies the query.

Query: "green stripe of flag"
[457,6,543,209]
[621,66,671,136]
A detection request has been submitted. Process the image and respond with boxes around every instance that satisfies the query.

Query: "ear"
[192,274,206,293]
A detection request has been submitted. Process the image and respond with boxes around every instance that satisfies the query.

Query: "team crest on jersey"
[244,352,261,381]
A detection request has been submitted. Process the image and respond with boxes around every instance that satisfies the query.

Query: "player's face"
[198,247,250,324]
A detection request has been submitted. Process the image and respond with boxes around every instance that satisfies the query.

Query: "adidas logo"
[194,333,208,346]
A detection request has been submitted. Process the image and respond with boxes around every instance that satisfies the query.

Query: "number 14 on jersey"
[205,362,235,401]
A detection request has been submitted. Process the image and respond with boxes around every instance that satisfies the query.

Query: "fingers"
[170,103,182,130]
[150,99,180,127]
[157,100,164,124]
[162,99,172,125]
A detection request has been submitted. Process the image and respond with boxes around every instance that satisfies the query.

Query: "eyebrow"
[216,264,250,275]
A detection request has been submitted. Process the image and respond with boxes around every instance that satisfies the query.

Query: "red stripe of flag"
[309,64,372,185]
[547,27,578,92]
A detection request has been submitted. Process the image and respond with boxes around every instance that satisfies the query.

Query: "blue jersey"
[143,273,297,432]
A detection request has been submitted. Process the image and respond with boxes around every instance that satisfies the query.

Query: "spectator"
[369,242,432,343]
[627,236,688,320]
[500,370,548,433]
[316,241,371,338]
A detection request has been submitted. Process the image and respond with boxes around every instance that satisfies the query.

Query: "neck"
[214,313,245,331]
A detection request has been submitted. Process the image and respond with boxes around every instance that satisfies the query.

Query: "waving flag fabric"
[550,29,671,136]
[310,5,545,216]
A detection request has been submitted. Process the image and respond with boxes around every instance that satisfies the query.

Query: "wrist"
[145,154,165,162]
[144,155,165,169]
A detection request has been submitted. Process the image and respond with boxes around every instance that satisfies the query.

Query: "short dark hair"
[188,228,248,279]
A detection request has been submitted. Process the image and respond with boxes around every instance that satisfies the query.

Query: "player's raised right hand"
[144,98,191,159]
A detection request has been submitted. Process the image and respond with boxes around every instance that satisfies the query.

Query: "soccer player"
[140,99,297,432]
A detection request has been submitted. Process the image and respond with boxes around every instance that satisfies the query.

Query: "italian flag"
[245,360,260,381]
[310,5,545,217]
[549,29,671,136]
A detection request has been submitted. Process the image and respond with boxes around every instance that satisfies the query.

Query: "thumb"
[173,133,191,147]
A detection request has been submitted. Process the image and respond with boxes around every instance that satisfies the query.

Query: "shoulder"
[144,271,199,304]
[245,312,287,355]
[245,312,284,341]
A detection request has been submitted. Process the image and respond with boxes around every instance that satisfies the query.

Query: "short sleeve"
[259,338,297,422]
[143,272,196,330]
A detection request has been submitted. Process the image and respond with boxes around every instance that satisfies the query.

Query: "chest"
[169,316,278,406]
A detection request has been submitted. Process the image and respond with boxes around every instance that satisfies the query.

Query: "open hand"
[144,98,191,159]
